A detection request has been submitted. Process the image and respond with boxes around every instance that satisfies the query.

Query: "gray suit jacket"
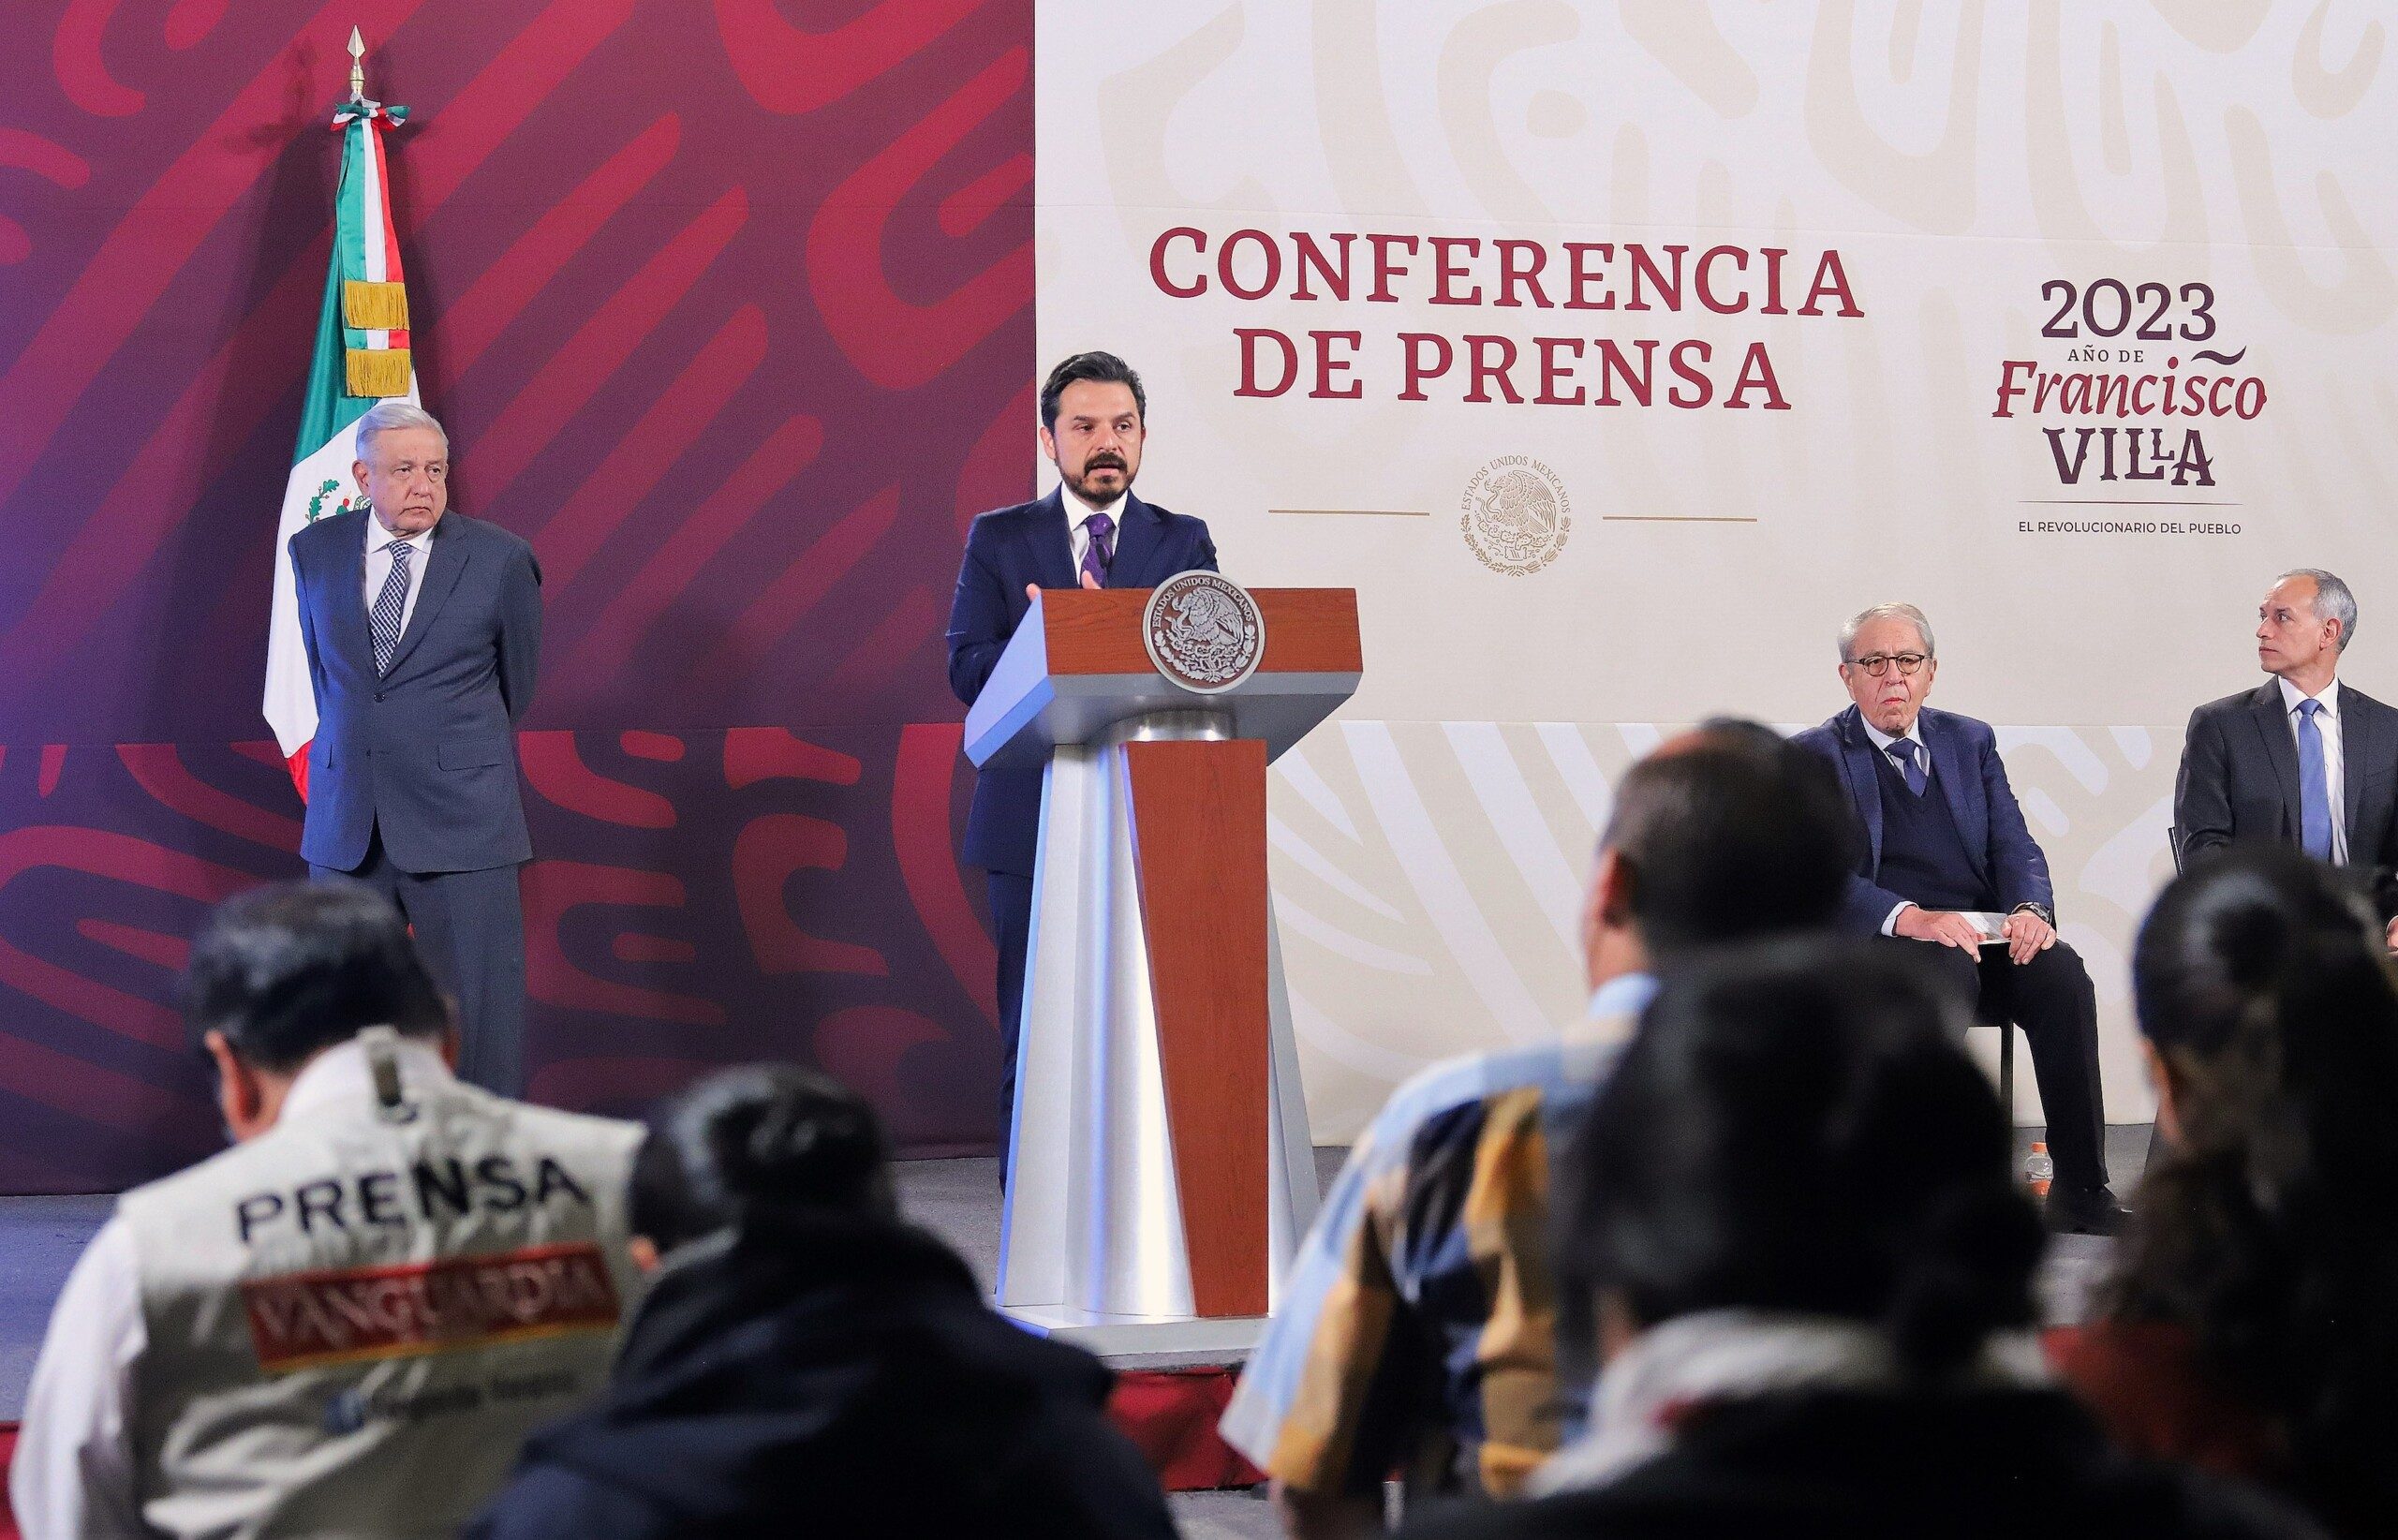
[289,509,541,874]
[2174,678,2398,919]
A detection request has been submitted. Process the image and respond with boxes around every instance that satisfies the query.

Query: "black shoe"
[2045,1184,2128,1236]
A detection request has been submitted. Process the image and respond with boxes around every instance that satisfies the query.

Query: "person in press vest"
[944,351,1220,1166]
[9,881,644,1540]
[1793,603,2124,1235]
[2173,570,2398,946]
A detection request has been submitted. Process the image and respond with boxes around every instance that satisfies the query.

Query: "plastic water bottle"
[2023,1141,2053,1199]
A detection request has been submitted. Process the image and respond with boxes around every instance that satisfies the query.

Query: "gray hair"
[1837,602,1935,663]
[353,400,449,463]
[2278,569,2359,651]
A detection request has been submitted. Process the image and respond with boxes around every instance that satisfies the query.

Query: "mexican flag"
[261,94,416,798]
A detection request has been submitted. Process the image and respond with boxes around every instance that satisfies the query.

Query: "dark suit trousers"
[315,825,528,1097]
[1912,938,2109,1193]
[988,871,1033,1164]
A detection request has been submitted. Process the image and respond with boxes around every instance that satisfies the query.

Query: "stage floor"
[0,1131,2147,1538]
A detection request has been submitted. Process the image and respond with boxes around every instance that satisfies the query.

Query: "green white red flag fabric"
[261,96,415,798]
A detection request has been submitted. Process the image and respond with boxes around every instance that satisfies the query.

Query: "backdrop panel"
[0,0,1032,1190]
[1038,2,2398,1131]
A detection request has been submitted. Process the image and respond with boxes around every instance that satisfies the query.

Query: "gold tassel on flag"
[346,348,412,398]
[343,279,409,330]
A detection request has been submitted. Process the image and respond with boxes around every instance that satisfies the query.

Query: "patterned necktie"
[370,540,415,675]
[2296,698,2333,860]
[1080,511,1115,586]
[1887,738,1928,796]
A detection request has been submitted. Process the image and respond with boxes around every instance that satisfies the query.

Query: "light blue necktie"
[2296,698,2333,860]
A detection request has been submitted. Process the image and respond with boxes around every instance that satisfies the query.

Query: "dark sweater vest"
[1870,744,1995,912]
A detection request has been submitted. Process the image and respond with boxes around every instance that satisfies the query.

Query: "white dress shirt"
[9,1218,146,1538]
[2278,674,2349,865]
[1860,717,1934,936]
[362,515,436,640]
[8,1036,457,1540]
[1059,489,1125,572]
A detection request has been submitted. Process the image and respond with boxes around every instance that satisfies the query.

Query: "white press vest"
[114,1030,644,1539]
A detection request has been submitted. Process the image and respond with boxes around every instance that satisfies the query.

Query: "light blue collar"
[1587,971,1659,1021]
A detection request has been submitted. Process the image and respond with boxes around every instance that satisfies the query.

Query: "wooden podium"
[963,578,1361,1353]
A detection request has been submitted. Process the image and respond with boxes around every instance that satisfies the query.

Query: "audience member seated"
[1220,721,1855,1538]
[1406,939,2328,1540]
[2049,847,2398,1536]
[465,1064,1178,1540]
[9,881,646,1540]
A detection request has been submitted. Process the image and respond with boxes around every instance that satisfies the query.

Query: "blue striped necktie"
[370,540,414,675]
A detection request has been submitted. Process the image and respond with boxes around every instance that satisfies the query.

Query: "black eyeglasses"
[1847,652,1929,677]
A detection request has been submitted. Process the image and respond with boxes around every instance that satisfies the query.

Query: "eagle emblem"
[1142,571,1265,694]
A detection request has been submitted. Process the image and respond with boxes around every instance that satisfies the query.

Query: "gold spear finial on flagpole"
[348,26,366,104]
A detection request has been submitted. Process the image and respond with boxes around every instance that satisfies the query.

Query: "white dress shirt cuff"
[1880,901,1915,937]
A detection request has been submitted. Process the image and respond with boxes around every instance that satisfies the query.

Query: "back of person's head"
[1596,720,1854,959]
[632,1064,896,1251]
[181,881,447,1072]
[2114,845,2398,1530]
[1563,937,2044,1381]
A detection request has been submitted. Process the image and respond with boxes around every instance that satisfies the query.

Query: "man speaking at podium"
[946,353,1219,1157]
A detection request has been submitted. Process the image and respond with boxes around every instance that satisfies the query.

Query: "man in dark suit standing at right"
[946,353,1219,1161]
[289,401,543,1095]
[2176,569,2398,945]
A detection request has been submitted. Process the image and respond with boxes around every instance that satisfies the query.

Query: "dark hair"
[1599,721,1854,958]
[181,881,447,1072]
[2109,845,2398,1531]
[1688,715,1794,757]
[1039,351,1147,430]
[631,1064,896,1250]
[1563,938,2044,1380]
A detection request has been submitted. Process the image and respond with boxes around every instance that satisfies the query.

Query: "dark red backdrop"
[0,0,1033,1192]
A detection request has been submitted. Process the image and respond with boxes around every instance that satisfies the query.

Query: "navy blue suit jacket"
[946,489,1218,874]
[290,509,542,874]
[1791,705,2055,934]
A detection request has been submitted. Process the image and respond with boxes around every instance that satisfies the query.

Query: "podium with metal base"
[963,579,1361,1354]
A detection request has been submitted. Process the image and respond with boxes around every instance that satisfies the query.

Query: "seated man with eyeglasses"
[1793,602,2124,1235]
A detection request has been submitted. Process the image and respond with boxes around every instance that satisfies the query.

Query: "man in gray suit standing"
[2176,568,2398,944]
[289,401,543,1093]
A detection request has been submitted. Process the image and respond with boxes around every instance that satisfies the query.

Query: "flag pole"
[262,28,416,792]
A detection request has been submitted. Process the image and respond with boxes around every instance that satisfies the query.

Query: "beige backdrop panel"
[1037,2,2398,1133]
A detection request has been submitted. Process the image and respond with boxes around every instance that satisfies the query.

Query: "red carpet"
[1108,1367,1266,1490]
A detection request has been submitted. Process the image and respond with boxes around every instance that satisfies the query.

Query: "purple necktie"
[1080,511,1115,585]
